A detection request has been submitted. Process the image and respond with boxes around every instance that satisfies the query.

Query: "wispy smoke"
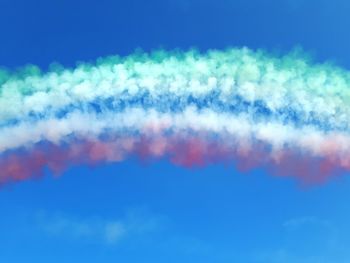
[1,47,350,184]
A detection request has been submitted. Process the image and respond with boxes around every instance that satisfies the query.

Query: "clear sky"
[1,0,350,262]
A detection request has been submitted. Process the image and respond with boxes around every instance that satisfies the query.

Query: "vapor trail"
[1,47,350,184]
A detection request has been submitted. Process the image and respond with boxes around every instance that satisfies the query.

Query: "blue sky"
[1,0,350,262]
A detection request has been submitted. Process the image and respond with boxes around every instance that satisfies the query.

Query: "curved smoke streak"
[1,47,350,184]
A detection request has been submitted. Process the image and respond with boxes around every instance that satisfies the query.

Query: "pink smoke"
[0,133,346,186]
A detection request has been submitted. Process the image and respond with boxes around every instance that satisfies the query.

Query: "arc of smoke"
[1,47,350,184]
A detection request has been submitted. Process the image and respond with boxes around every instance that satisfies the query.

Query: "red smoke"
[0,135,345,186]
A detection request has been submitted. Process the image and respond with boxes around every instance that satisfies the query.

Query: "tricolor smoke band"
[1,47,350,184]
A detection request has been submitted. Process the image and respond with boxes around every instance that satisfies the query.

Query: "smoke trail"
[1,47,350,184]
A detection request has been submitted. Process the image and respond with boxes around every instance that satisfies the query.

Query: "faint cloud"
[283,216,331,229]
[253,216,345,263]
[256,248,332,263]
[36,208,162,245]
[282,215,337,250]
[104,221,126,244]
[256,248,350,263]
